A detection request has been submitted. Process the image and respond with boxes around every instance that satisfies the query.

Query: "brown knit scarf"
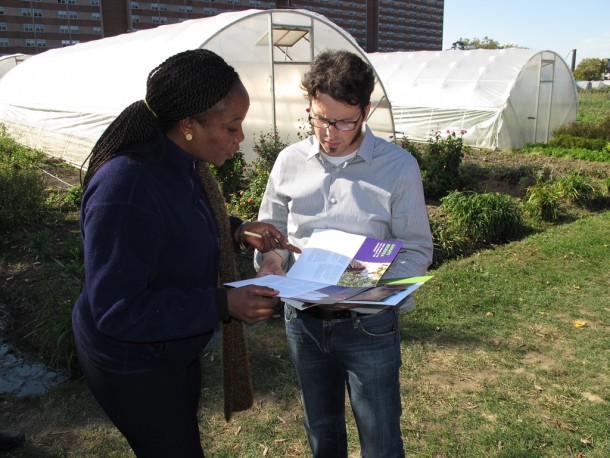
[197,161,253,421]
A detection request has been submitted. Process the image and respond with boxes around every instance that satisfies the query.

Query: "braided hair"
[81,48,239,189]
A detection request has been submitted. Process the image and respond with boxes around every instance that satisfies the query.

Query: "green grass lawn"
[7,211,607,457]
[577,89,610,124]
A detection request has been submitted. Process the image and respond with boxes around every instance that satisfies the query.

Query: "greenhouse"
[0,54,29,79]
[367,48,578,150]
[0,9,393,166]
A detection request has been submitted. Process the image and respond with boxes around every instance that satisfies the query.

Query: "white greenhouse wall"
[0,9,394,167]
[368,49,578,151]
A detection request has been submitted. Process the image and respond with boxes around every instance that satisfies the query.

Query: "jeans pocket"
[358,310,398,338]
[284,303,297,324]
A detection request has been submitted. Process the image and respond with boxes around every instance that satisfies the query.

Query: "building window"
[37,39,47,47]
[152,16,168,24]
[36,24,44,32]
[60,25,69,32]
[22,9,32,16]
[70,25,79,33]
[26,39,36,47]
[58,0,67,3]
[34,9,43,17]
[132,15,140,23]
[24,23,34,32]
[0,23,7,32]
[91,0,100,5]
[92,12,101,20]
[93,27,102,34]
[132,2,139,9]
[178,5,193,12]
[58,10,67,18]
[0,38,10,47]
[69,11,77,19]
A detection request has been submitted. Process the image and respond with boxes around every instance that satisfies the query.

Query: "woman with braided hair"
[72,49,299,457]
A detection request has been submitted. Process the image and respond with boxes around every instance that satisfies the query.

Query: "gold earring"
[185,133,193,141]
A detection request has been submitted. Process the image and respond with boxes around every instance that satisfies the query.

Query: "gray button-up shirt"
[255,125,433,311]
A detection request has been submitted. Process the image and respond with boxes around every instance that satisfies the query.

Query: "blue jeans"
[284,304,405,458]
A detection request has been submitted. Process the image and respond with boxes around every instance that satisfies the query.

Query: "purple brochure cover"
[353,237,403,263]
[337,237,403,287]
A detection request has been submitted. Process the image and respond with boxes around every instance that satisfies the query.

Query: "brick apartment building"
[1,0,443,55]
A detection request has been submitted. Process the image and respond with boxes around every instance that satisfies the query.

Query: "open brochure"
[225,228,433,306]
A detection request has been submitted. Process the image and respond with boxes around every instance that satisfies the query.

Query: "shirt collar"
[307,123,375,164]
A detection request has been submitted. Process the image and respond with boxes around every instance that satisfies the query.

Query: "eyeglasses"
[308,112,363,131]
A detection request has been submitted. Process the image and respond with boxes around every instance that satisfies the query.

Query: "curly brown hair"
[300,49,375,110]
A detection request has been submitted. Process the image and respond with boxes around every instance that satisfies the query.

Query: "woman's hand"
[226,285,280,324]
[238,221,301,254]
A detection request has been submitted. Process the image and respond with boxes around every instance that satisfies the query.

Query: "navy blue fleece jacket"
[72,138,241,373]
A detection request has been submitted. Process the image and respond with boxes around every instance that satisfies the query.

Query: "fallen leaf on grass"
[234,426,242,435]
[542,415,576,432]
[535,384,544,392]
[580,436,593,446]
[572,320,587,328]
[260,444,269,455]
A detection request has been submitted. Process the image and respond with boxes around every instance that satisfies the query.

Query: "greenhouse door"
[534,55,555,143]
[265,12,315,137]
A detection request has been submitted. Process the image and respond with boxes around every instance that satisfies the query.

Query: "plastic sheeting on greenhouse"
[0,54,29,79]
[0,9,393,167]
[577,80,610,90]
[367,49,578,150]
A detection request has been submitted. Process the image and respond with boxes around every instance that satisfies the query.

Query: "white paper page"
[281,298,315,311]
[224,275,328,298]
[286,228,365,284]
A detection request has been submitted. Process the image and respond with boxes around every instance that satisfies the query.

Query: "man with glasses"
[255,49,433,457]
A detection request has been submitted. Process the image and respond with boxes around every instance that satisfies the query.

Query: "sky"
[442,0,610,67]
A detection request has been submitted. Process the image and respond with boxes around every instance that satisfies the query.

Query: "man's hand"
[257,251,286,277]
